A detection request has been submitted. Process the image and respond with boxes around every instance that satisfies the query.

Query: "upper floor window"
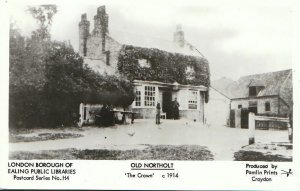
[144,86,155,107]
[265,102,270,111]
[188,90,198,109]
[138,59,151,68]
[249,86,257,96]
[185,66,195,80]
[238,104,242,109]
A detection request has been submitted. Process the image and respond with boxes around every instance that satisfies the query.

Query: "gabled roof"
[109,31,202,57]
[230,69,292,99]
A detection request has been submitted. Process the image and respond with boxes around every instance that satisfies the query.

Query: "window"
[144,86,155,107]
[135,90,141,106]
[238,104,242,109]
[138,59,151,68]
[265,102,270,111]
[249,86,257,96]
[185,66,195,80]
[188,90,198,109]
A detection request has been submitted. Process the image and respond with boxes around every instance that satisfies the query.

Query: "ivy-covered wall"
[117,45,210,102]
[117,45,210,87]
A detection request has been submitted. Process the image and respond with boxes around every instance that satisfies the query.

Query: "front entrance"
[162,91,172,119]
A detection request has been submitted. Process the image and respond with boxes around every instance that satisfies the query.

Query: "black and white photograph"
[6,0,295,162]
[1,0,300,189]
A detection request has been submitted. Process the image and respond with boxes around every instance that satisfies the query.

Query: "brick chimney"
[79,13,90,56]
[173,25,185,47]
[94,6,109,52]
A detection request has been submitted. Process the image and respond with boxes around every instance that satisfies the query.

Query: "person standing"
[173,98,180,120]
[156,103,161,125]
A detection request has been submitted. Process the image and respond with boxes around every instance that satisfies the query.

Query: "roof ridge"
[279,69,292,97]
[239,69,292,79]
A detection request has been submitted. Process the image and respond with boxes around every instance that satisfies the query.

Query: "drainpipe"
[229,99,232,126]
[277,95,280,115]
[203,91,205,124]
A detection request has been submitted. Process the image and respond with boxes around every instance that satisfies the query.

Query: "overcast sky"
[9,0,293,80]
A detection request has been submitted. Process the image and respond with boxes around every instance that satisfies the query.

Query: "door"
[241,107,257,129]
[241,108,249,128]
[162,91,172,119]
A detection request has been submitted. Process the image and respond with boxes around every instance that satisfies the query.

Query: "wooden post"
[288,123,292,143]
[78,103,84,127]
[248,112,255,144]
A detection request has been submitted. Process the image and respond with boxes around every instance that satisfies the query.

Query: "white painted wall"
[205,88,230,127]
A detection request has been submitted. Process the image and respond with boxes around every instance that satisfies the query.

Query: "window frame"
[249,86,257,96]
[265,102,270,112]
[185,65,196,80]
[144,85,156,107]
[138,59,151,68]
[188,90,198,110]
[135,90,141,107]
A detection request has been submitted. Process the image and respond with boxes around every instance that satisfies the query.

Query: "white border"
[1,0,300,190]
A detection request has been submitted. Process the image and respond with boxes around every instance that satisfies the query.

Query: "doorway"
[162,91,172,119]
[241,106,257,129]
[241,108,249,128]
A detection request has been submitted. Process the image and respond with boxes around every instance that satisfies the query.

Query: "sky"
[9,0,293,80]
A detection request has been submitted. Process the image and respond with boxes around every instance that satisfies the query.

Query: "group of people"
[156,98,180,125]
[96,98,180,126]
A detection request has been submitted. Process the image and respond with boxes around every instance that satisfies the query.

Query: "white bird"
[128,132,135,136]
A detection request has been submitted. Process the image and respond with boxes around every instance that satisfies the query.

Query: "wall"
[132,108,156,119]
[131,85,205,122]
[132,108,203,122]
[235,108,241,128]
[231,97,279,115]
[279,98,289,117]
[204,87,230,126]
[84,36,122,76]
[79,103,103,126]
[279,70,293,107]
[180,110,202,122]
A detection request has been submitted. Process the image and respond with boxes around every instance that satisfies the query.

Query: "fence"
[248,112,292,144]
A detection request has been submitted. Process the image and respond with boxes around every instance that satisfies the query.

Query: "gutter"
[231,95,278,101]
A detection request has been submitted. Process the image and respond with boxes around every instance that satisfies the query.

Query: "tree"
[9,6,135,128]
[28,5,57,41]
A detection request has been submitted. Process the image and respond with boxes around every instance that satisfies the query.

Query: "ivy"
[118,45,210,86]
[117,45,210,102]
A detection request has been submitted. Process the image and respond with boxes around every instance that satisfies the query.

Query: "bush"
[9,34,134,129]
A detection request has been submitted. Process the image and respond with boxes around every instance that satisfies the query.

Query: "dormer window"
[249,86,257,96]
[249,80,265,97]
[249,86,265,97]
[138,59,151,68]
[185,66,195,80]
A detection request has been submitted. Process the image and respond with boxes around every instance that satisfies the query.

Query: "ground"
[9,119,292,160]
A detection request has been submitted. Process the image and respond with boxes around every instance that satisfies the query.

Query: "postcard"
[0,0,299,189]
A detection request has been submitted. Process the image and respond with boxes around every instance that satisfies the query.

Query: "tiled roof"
[231,69,292,101]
